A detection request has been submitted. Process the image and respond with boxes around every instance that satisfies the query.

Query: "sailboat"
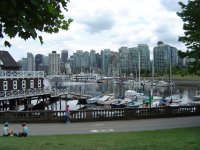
[150,49,181,107]
[165,48,182,106]
[144,58,156,86]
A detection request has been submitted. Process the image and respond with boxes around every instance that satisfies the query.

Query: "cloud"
[160,0,188,12]
[0,0,187,61]
[160,0,180,11]
[83,11,115,34]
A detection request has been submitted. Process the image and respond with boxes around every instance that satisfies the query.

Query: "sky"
[0,0,188,61]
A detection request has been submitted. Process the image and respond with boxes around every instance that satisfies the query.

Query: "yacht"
[70,73,100,82]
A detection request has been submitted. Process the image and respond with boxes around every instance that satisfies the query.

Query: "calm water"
[62,81,198,110]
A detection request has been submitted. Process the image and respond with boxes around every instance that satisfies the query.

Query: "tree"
[177,1,200,75]
[0,0,73,47]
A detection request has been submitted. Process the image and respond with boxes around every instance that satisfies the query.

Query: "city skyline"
[0,0,187,61]
[18,42,181,76]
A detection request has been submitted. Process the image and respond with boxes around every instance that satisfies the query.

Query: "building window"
[13,80,17,90]
[3,81,8,90]
[22,80,26,89]
[30,80,34,88]
[38,79,41,88]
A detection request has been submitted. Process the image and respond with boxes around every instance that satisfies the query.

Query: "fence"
[0,87,69,100]
[0,105,200,123]
[0,71,44,78]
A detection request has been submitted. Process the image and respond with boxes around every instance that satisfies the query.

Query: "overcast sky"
[0,0,188,61]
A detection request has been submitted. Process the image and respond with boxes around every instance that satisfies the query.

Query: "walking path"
[1,116,200,136]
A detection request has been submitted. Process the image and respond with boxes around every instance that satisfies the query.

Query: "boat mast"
[138,49,141,89]
[169,48,173,100]
[152,58,154,86]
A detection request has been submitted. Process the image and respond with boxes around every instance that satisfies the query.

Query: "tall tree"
[0,0,72,47]
[177,0,200,75]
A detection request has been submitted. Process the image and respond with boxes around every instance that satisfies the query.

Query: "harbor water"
[61,81,199,110]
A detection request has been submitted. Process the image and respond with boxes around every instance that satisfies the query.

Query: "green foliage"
[0,0,73,47]
[177,1,200,75]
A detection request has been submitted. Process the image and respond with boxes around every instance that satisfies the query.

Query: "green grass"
[1,127,200,150]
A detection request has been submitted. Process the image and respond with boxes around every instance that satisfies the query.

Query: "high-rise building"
[119,44,150,76]
[43,56,49,65]
[48,51,60,75]
[27,52,34,71]
[68,56,74,73]
[90,50,96,68]
[128,47,139,73]
[153,41,178,73]
[73,50,83,73]
[82,51,90,73]
[138,44,150,70]
[101,49,111,76]
[21,57,28,71]
[96,53,101,68]
[61,50,68,64]
[109,51,118,76]
[118,47,130,74]
[37,55,48,75]
[35,54,43,71]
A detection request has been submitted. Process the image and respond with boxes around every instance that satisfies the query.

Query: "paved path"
[1,116,200,136]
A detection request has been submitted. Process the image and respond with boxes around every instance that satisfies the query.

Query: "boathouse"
[0,50,68,111]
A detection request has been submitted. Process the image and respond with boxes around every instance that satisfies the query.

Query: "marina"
[0,72,200,123]
[47,78,200,111]
[0,71,199,112]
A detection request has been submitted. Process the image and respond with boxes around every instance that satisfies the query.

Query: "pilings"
[0,94,65,112]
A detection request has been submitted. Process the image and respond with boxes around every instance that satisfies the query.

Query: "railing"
[51,88,69,97]
[0,87,68,100]
[47,75,70,80]
[0,105,199,123]
[0,71,44,78]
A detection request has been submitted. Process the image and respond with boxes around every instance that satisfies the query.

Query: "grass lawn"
[1,127,200,150]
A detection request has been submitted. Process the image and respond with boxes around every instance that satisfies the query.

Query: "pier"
[0,71,93,111]
[0,71,71,111]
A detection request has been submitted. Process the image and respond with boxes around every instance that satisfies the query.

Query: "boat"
[110,103,127,108]
[70,73,100,82]
[189,91,200,105]
[127,96,143,108]
[156,80,169,87]
[86,92,102,104]
[143,80,157,86]
[193,91,200,101]
[123,80,135,85]
[165,94,182,103]
[124,90,137,97]
[96,95,112,104]
[110,91,135,108]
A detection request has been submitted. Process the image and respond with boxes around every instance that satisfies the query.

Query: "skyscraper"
[21,57,28,71]
[27,52,34,71]
[73,50,83,73]
[138,44,150,70]
[82,51,90,73]
[102,49,111,76]
[118,44,150,76]
[61,50,68,64]
[118,46,130,74]
[90,50,96,67]
[128,47,139,73]
[35,54,43,71]
[153,41,178,73]
[48,51,60,75]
